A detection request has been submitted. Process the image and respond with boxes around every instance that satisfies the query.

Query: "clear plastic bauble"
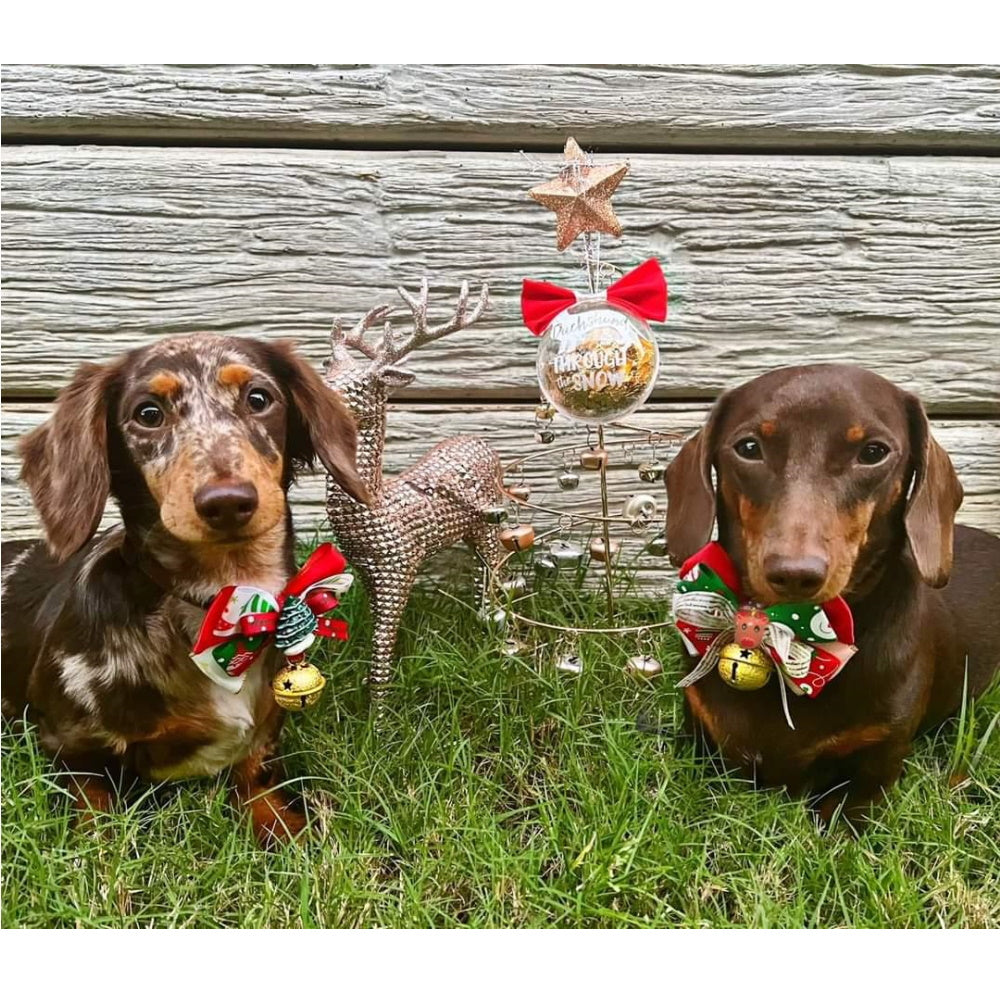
[535,299,660,424]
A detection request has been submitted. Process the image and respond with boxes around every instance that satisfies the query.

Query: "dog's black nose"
[194,480,259,531]
[763,554,828,600]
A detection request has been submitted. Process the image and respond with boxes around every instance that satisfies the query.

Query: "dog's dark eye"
[734,437,763,461]
[133,402,164,428]
[246,388,273,414]
[858,441,890,465]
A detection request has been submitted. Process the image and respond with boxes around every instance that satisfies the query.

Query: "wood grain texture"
[2,65,999,150]
[4,403,997,594]
[3,147,999,411]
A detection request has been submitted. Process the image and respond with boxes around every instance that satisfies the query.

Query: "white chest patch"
[146,665,268,781]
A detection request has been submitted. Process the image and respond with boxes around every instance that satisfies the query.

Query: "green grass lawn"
[2,577,998,929]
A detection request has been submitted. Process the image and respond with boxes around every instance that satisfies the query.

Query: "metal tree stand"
[484,420,684,679]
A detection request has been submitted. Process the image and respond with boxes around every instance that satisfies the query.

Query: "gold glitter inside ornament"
[272,661,327,711]
[717,643,773,691]
[536,300,659,424]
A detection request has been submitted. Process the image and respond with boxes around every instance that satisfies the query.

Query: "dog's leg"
[813,739,911,830]
[230,744,307,849]
[58,751,120,825]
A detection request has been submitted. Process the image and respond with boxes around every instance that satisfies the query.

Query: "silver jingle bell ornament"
[549,538,586,567]
[637,461,666,484]
[535,428,556,445]
[555,650,583,676]
[557,470,581,490]
[502,634,533,658]
[478,604,508,629]
[502,574,529,598]
[482,504,509,525]
[533,553,559,578]
[625,654,664,680]
[622,493,658,524]
[645,534,669,557]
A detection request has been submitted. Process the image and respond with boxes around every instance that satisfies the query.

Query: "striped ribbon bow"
[671,543,857,728]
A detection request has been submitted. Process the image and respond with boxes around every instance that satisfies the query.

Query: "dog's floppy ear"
[665,393,730,567]
[19,361,121,561]
[904,394,963,588]
[261,340,371,506]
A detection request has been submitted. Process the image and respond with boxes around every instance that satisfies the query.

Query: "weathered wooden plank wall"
[4,65,999,150]
[3,149,998,409]
[4,403,998,594]
[2,65,998,580]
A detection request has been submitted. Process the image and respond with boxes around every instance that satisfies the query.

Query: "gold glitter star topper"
[529,137,629,251]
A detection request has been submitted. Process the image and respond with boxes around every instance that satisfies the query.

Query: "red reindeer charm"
[734,605,770,650]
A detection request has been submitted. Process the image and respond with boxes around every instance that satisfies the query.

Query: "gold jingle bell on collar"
[272,659,327,711]
[717,642,773,691]
[271,595,326,711]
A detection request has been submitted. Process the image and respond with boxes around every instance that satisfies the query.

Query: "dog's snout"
[763,554,829,600]
[193,480,259,531]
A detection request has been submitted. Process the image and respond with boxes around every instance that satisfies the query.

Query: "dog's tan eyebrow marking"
[760,420,778,437]
[846,424,865,443]
[218,363,254,388]
[148,372,182,398]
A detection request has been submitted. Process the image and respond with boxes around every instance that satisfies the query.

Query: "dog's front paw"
[247,787,308,849]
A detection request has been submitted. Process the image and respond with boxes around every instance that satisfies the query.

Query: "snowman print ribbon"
[190,543,353,692]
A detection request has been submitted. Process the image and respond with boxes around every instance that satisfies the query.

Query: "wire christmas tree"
[486,137,680,678]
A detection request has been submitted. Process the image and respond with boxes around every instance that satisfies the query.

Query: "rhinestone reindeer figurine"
[324,279,503,704]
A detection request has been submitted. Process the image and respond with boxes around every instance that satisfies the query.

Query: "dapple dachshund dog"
[1,335,369,846]
[665,363,1000,825]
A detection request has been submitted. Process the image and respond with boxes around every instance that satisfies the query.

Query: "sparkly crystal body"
[324,281,501,703]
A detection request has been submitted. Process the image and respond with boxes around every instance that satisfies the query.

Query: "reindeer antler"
[329,303,395,362]
[383,279,490,365]
[330,279,489,370]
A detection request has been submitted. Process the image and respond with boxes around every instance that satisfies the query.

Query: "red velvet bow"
[521,258,668,336]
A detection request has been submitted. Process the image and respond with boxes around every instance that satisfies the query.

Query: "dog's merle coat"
[1,335,368,845]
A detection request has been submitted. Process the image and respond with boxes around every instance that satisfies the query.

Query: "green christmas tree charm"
[275,594,318,654]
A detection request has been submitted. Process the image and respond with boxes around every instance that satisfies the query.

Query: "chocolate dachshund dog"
[665,363,1000,824]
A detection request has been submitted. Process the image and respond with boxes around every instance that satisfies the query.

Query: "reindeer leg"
[466,525,502,613]
[361,565,416,716]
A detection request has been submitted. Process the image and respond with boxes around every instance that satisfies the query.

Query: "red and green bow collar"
[190,543,352,692]
[671,542,857,726]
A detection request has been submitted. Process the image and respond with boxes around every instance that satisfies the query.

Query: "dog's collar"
[120,543,212,611]
[671,542,859,728]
